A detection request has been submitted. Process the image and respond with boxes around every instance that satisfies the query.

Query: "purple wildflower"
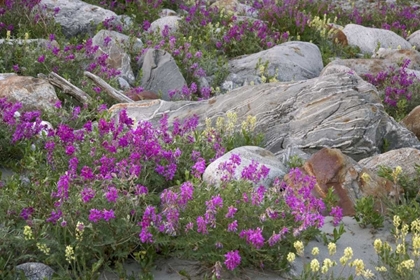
[89,209,103,223]
[224,250,241,270]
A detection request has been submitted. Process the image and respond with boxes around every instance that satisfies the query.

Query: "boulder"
[301,148,398,216]
[15,262,54,280]
[39,0,122,38]
[203,146,288,188]
[343,24,412,54]
[138,48,186,100]
[149,16,181,36]
[323,58,397,78]
[0,74,59,112]
[401,105,420,139]
[358,148,420,179]
[92,30,142,85]
[372,48,420,70]
[225,41,323,88]
[109,72,420,160]
[408,30,420,50]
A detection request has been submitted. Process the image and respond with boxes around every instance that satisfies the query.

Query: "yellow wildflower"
[393,215,401,228]
[397,259,415,273]
[350,259,365,276]
[321,258,335,274]
[396,244,406,255]
[37,243,50,255]
[287,252,296,263]
[360,172,371,183]
[373,239,382,253]
[311,247,320,256]
[23,225,34,240]
[328,242,336,256]
[294,241,304,256]
[375,266,387,272]
[65,245,76,263]
[363,269,375,278]
[310,259,320,272]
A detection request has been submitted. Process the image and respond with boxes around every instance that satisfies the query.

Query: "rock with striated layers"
[322,58,398,78]
[301,148,398,216]
[109,71,420,160]
[0,74,59,112]
[408,29,420,50]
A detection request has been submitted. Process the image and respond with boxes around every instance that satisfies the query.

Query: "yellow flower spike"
[344,247,353,258]
[216,117,224,131]
[363,269,375,279]
[375,266,387,272]
[350,259,365,276]
[65,245,76,263]
[287,252,296,263]
[328,242,336,256]
[396,244,406,255]
[23,225,34,240]
[312,247,320,256]
[6,30,11,40]
[397,259,415,273]
[393,215,401,228]
[37,243,50,255]
[24,32,29,41]
[321,258,335,274]
[293,241,304,256]
[411,219,420,233]
[373,239,382,253]
[310,259,320,272]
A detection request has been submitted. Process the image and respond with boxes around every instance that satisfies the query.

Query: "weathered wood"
[44,72,92,106]
[84,71,133,103]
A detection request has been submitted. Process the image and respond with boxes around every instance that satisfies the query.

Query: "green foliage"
[354,196,385,229]
[286,155,305,169]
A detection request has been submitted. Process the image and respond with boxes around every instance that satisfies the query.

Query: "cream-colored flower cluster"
[373,216,420,276]
[288,241,375,278]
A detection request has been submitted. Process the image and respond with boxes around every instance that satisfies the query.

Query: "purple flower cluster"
[283,168,326,236]
[224,250,241,270]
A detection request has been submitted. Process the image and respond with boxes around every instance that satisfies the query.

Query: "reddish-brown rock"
[299,148,399,216]
[124,89,159,101]
[401,105,420,139]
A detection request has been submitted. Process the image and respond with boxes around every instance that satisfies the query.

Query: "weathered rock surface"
[323,58,398,78]
[15,262,54,280]
[358,148,420,179]
[343,24,412,54]
[92,30,142,85]
[39,0,122,38]
[203,146,288,188]
[301,148,398,216]
[0,74,59,112]
[225,41,323,88]
[372,48,420,70]
[402,105,420,138]
[408,29,420,50]
[109,72,420,160]
[138,48,186,100]
[149,16,181,36]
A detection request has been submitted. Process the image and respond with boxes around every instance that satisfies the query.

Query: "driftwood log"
[42,72,92,106]
[84,71,133,103]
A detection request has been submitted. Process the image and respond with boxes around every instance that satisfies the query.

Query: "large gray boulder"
[110,71,420,160]
[408,30,420,50]
[343,24,412,54]
[92,30,143,86]
[39,0,122,38]
[224,41,323,89]
[138,48,186,100]
[149,16,181,36]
